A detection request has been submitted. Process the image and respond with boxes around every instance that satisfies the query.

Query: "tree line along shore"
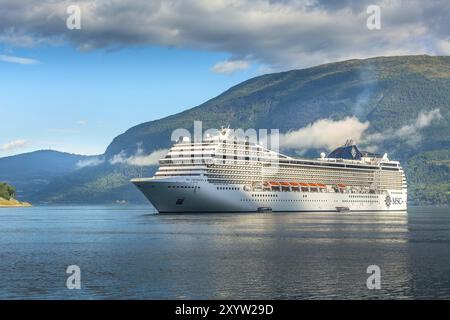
[0,182,31,207]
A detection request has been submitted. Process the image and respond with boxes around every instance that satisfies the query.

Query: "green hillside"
[405,150,450,205]
[2,55,449,205]
[106,55,450,162]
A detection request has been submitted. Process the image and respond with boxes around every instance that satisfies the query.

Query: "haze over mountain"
[1,55,449,204]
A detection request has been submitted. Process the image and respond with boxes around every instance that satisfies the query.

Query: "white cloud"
[0,54,39,65]
[280,117,370,151]
[211,60,250,74]
[110,147,169,166]
[415,109,443,128]
[76,157,105,168]
[280,109,443,153]
[1,139,27,151]
[364,108,442,146]
[77,120,88,126]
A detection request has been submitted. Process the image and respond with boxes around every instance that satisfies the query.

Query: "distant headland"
[0,182,32,207]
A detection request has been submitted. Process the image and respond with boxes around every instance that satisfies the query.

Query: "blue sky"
[1,0,449,157]
[0,45,261,156]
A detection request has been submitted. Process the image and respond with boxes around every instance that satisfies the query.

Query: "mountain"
[106,55,450,161]
[0,150,88,201]
[1,55,449,204]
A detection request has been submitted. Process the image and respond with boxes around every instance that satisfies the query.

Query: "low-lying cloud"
[76,157,105,168]
[279,108,443,153]
[280,117,370,151]
[364,108,443,146]
[110,147,168,167]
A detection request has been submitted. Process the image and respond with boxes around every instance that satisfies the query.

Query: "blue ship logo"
[385,195,391,207]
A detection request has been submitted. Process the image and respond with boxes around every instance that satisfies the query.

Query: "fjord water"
[0,206,449,300]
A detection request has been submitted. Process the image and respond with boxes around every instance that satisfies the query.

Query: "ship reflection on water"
[0,206,449,299]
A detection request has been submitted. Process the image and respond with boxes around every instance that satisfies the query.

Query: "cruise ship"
[131,128,407,213]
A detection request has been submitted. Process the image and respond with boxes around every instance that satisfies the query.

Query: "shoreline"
[0,198,32,208]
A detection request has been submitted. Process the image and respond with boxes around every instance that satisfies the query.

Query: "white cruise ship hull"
[132,177,407,213]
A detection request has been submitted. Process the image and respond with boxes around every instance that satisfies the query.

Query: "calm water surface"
[0,205,449,299]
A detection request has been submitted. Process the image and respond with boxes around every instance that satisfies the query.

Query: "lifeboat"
[308,183,319,192]
[299,182,309,187]
[268,182,281,190]
[279,181,290,191]
[299,182,309,191]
